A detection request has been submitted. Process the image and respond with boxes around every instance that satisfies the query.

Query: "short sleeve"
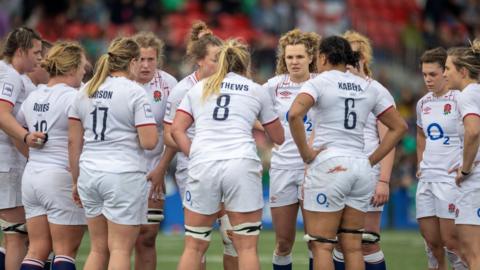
[68,92,81,121]
[133,88,157,127]
[177,91,193,120]
[458,89,480,120]
[163,89,182,124]
[63,91,77,116]
[16,103,26,128]
[372,86,394,117]
[257,85,279,125]
[0,71,23,107]
[416,99,423,128]
[262,80,278,106]
[298,77,320,103]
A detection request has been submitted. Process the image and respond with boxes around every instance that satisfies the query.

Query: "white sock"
[333,248,344,262]
[273,252,292,265]
[445,248,467,270]
[364,250,385,263]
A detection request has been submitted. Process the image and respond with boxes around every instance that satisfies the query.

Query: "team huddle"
[0,21,479,270]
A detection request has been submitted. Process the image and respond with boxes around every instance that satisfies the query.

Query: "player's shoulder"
[264,74,288,88]
[171,73,197,95]
[157,69,178,85]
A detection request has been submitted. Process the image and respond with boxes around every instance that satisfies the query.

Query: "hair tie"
[107,52,113,58]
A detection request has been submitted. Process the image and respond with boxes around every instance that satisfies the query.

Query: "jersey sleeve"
[177,90,194,120]
[0,71,23,107]
[299,77,321,103]
[372,85,395,117]
[16,102,27,127]
[133,88,157,127]
[416,99,423,128]
[163,87,183,124]
[458,89,480,120]
[67,92,82,121]
[257,85,279,125]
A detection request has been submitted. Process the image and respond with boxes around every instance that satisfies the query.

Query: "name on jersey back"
[33,102,49,112]
[221,82,249,92]
[90,90,113,99]
[338,82,363,92]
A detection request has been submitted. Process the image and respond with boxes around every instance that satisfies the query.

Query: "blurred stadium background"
[1,0,478,268]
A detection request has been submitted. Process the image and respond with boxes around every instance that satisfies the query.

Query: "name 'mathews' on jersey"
[177,72,278,169]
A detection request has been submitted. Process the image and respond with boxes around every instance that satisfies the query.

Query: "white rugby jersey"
[363,79,396,175]
[178,72,278,168]
[17,83,76,170]
[0,60,27,172]
[457,83,480,174]
[264,74,317,170]
[163,72,198,170]
[69,76,157,173]
[21,74,37,96]
[299,70,393,165]
[141,70,177,170]
[416,90,462,182]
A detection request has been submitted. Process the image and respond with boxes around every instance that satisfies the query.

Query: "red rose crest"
[444,103,451,115]
[153,90,162,102]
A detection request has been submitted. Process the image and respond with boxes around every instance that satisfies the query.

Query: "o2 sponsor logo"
[426,123,450,145]
[285,111,313,132]
[185,190,192,206]
[477,208,480,218]
[316,193,329,207]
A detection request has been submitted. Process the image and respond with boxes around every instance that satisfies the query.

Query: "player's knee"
[136,232,157,249]
[275,239,293,256]
[362,242,381,254]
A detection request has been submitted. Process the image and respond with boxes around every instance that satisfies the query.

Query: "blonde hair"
[186,21,222,62]
[447,38,480,80]
[133,31,165,67]
[275,29,320,75]
[85,37,140,97]
[343,30,373,77]
[40,41,84,77]
[202,39,250,101]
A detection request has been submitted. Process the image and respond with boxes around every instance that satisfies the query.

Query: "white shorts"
[78,168,147,225]
[303,156,373,213]
[455,186,480,225]
[416,181,459,219]
[22,167,86,225]
[0,168,24,209]
[367,171,384,212]
[269,168,304,207]
[175,167,188,201]
[184,159,264,215]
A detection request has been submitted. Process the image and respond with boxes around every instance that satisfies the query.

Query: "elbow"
[398,120,408,137]
[272,132,285,145]
[465,127,480,142]
[287,111,302,124]
[142,136,158,150]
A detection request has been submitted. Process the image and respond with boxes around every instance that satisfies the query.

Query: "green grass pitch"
[76,230,427,269]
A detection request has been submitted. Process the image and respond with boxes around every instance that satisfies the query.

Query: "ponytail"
[202,39,250,101]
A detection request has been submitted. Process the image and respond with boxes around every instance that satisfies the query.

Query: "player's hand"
[147,166,166,202]
[25,132,47,149]
[415,169,421,178]
[454,167,471,187]
[302,146,326,164]
[371,180,389,207]
[72,184,83,208]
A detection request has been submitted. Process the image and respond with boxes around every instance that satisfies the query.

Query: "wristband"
[23,132,30,144]
[378,179,389,184]
[461,170,471,176]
